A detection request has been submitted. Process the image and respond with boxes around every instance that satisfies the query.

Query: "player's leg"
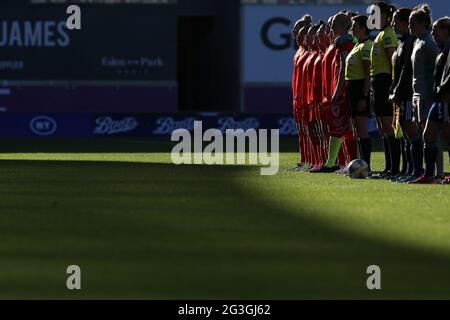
[316,107,327,167]
[309,129,342,173]
[296,108,312,171]
[354,116,371,172]
[396,120,417,183]
[407,98,425,180]
[307,121,320,170]
[380,115,400,178]
[371,116,391,178]
[439,105,450,184]
[435,134,445,180]
[393,101,412,182]
[410,102,443,184]
[394,102,408,179]
[313,119,325,168]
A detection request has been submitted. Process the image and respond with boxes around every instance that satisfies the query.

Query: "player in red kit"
[310,21,328,168]
[290,16,312,172]
[301,24,324,171]
[304,24,322,170]
[295,25,315,171]
[311,13,357,173]
[320,18,336,166]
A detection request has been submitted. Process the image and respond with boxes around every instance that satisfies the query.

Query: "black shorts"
[347,80,371,117]
[428,102,450,122]
[371,73,393,117]
[399,100,413,121]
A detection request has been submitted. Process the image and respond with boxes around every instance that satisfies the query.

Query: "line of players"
[291,2,450,184]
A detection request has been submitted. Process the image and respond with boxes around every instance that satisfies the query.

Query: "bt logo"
[30,116,57,136]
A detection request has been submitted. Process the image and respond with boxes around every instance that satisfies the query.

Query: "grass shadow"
[0,158,449,299]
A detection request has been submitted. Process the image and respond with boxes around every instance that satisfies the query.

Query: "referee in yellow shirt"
[370,1,400,179]
[345,15,373,172]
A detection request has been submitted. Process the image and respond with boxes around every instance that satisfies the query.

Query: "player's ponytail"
[302,14,313,26]
[412,3,433,30]
[293,14,313,35]
[414,3,432,16]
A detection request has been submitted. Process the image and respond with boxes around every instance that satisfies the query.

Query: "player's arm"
[385,47,396,70]
[331,52,347,102]
[383,30,398,71]
[391,41,412,102]
[362,48,371,97]
[357,60,371,112]
[437,66,450,102]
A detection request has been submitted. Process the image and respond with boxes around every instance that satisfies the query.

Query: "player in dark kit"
[437,22,450,184]
[389,7,421,183]
[413,17,450,184]
[408,5,442,183]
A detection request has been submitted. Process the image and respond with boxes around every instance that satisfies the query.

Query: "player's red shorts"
[323,97,350,137]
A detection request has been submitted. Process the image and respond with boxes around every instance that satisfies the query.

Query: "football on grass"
[348,159,370,179]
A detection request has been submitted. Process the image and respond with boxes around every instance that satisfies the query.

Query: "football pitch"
[0,138,450,299]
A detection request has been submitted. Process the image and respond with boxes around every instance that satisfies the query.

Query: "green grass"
[0,138,449,299]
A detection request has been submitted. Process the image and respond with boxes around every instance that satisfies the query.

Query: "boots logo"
[30,116,57,136]
[278,117,297,135]
[217,117,260,133]
[94,116,138,135]
[153,117,197,135]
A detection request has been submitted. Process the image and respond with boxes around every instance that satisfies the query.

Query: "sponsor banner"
[0,113,92,137]
[0,6,176,81]
[241,4,367,83]
[0,113,379,137]
[92,113,299,137]
[93,113,379,136]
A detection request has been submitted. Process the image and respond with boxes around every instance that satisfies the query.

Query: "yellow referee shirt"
[370,26,398,76]
[345,39,372,80]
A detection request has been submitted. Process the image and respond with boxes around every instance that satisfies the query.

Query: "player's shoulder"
[362,39,373,50]
[424,33,440,53]
[361,40,372,60]
[382,26,398,48]
[336,34,353,49]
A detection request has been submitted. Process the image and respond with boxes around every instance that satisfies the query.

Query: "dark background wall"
[0,0,241,113]
[176,0,241,112]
